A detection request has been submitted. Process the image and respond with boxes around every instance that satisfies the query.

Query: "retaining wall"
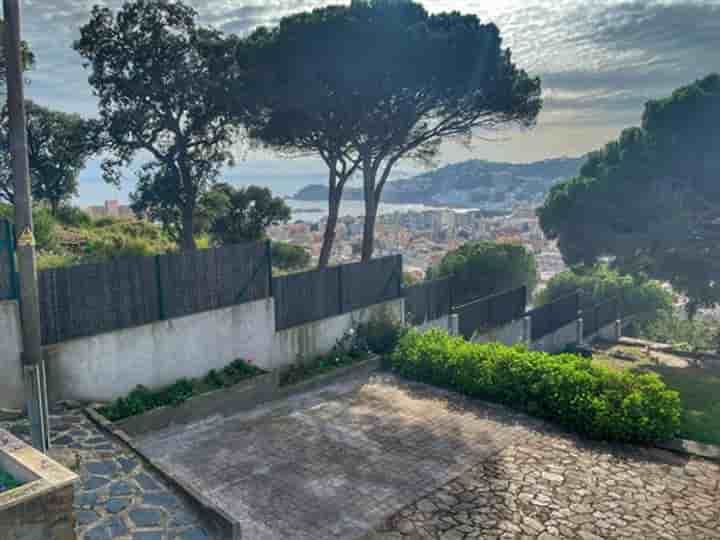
[0,297,404,407]
[531,319,582,354]
[472,317,530,347]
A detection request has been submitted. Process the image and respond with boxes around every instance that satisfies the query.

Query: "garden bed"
[89,355,383,439]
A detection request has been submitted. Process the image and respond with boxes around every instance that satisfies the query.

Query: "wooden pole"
[3,0,50,452]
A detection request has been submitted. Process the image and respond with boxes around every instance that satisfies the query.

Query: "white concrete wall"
[44,298,277,403]
[0,301,24,409]
[531,319,582,354]
[0,296,407,407]
[584,320,622,344]
[415,315,451,334]
[473,317,529,347]
[270,299,404,370]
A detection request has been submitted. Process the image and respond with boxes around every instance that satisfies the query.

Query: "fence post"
[523,315,532,345]
[449,313,460,336]
[576,315,584,346]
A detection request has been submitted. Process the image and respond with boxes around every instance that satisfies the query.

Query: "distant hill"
[293,157,584,207]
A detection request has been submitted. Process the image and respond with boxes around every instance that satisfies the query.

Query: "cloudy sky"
[17,0,720,204]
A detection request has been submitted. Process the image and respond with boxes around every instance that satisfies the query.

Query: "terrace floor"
[2,372,719,539]
[133,373,720,540]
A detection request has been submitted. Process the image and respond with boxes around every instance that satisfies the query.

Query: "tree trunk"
[319,189,341,268]
[180,202,196,250]
[361,197,377,262]
[50,198,59,216]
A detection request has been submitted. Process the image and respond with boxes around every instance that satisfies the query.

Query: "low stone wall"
[472,317,530,347]
[531,319,582,354]
[0,429,78,540]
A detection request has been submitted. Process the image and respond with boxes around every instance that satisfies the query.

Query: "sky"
[17,0,720,204]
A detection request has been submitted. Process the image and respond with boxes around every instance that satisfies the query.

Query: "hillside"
[293,157,584,207]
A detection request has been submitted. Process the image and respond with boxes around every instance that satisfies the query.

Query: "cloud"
[14,0,720,203]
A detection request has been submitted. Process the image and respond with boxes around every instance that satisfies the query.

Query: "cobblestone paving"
[1,407,211,540]
[370,426,720,540]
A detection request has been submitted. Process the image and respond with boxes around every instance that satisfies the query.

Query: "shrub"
[99,358,264,421]
[640,311,717,353]
[355,318,406,356]
[389,329,681,442]
[536,264,673,321]
[55,205,93,228]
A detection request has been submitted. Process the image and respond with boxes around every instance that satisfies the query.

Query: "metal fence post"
[449,313,460,336]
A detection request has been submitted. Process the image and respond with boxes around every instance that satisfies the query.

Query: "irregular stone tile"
[129,508,164,528]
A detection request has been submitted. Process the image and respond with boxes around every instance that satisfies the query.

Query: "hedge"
[389,329,681,443]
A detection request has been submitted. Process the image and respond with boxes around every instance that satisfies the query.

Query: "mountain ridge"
[293,156,584,207]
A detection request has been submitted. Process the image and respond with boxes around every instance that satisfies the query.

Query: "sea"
[287,199,480,223]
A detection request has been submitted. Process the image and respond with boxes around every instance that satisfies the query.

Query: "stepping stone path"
[1,406,211,540]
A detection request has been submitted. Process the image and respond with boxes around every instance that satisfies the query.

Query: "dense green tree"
[0,101,99,212]
[205,184,291,245]
[428,241,537,304]
[238,14,363,267]
[535,265,673,321]
[271,242,311,272]
[538,74,720,317]
[239,0,541,262]
[75,0,245,249]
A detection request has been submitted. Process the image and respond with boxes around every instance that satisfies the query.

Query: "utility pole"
[3,0,50,452]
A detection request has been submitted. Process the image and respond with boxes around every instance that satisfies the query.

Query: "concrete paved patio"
[132,372,720,540]
[134,374,534,540]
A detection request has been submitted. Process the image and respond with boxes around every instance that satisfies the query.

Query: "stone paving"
[1,406,211,540]
[369,420,720,540]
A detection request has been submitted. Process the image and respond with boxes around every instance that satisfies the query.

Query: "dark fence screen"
[39,242,271,345]
[274,255,403,331]
[526,292,580,342]
[340,255,402,313]
[273,266,342,330]
[403,278,452,325]
[39,255,161,345]
[157,242,270,320]
[583,298,619,338]
[453,286,527,340]
[0,219,16,301]
[450,269,495,308]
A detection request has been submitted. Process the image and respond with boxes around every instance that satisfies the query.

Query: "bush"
[389,329,681,442]
[355,318,406,356]
[640,311,717,353]
[536,264,673,321]
[271,241,311,271]
[55,205,93,228]
[99,358,264,421]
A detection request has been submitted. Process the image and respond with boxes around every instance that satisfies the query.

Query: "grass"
[0,468,22,493]
[592,345,720,446]
[99,358,265,422]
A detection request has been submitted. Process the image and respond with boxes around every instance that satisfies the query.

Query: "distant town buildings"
[85,200,133,219]
[267,204,567,286]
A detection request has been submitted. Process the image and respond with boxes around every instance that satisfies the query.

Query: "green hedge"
[389,329,681,442]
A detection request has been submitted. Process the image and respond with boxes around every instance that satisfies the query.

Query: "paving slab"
[135,374,532,540]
